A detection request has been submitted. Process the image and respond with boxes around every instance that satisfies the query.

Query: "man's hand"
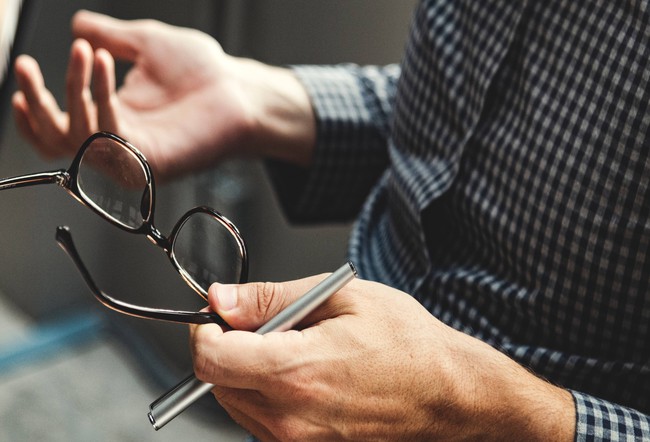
[13,10,315,182]
[190,274,576,441]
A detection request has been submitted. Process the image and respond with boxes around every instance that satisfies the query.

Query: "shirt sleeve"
[266,64,400,224]
[571,391,650,441]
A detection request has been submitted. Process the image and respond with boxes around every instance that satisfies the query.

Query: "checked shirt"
[273,1,650,439]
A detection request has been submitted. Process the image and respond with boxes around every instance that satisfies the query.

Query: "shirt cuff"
[266,65,393,224]
[571,390,650,441]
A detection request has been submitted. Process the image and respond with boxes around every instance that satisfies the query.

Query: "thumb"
[72,10,149,61]
[208,274,333,331]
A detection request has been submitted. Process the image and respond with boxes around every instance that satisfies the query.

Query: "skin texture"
[13,11,576,441]
[191,277,575,441]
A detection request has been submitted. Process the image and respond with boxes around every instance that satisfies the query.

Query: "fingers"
[191,325,303,389]
[191,274,359,391]
[216,395,279,442]
[191,276,358,386]
[66,39,96,143]
[12,91,40,146]
[207,275,329,331]
[14,37,123,155]
[13,55,68,155]
[72,10,146,62]
[93,48,120,133]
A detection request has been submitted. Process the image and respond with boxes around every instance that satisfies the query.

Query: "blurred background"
[0,0,415,440]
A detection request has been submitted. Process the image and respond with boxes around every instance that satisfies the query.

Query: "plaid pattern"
[281,0,650,439]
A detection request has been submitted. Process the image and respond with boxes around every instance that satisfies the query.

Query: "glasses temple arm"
[55,226,226,326]
[0,170,68,191]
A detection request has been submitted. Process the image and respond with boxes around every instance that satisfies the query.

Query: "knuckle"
[135,18,162,34]
[34,93,50,110]
[255,282,284,322]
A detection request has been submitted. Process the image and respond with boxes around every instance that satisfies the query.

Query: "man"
[12,3,649,440]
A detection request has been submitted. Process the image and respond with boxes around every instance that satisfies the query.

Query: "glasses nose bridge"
[146,225,171,252]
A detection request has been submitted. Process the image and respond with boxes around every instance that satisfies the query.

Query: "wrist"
[461,339,576,441]
[232,57,316,166]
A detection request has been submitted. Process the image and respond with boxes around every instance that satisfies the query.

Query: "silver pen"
[148,261,357,430]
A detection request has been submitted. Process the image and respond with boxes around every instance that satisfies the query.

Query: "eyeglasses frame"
[0,131,249,325]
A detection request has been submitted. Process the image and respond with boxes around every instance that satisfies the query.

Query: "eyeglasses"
[0,132,248,325]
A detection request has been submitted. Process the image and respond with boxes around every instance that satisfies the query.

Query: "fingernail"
[217,285,237,312]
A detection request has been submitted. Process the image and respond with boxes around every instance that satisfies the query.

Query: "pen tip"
[347,261,358,277]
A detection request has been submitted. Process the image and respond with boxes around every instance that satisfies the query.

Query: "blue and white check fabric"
[276,0,650,439]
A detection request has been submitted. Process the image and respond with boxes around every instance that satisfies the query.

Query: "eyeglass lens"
[77,134,244,296]
[173,212,245,294]
[78,136,149,230]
